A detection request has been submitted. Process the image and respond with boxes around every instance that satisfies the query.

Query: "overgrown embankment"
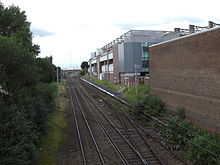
[34,82,67,165]
[83,76,220,165]
[0,3,61,165]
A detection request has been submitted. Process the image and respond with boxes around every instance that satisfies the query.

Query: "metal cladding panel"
[126,31,165,43]
[119,42,142,73]
[118,43,124,72]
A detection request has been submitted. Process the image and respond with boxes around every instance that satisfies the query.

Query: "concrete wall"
[149,27,220,133]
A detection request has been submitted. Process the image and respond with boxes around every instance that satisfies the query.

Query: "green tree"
[80,61,88,75]
[0,3,57,164]
[0,3,40,56]
[81,61,88,70]
[0,35,38,92]
[0,99,37,165]
[36,56,56,83]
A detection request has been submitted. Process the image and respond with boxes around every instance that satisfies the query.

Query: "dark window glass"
[142,60,149,68]
[143,46,148,52]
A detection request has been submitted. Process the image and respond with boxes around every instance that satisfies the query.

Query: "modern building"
[88,30,180,85]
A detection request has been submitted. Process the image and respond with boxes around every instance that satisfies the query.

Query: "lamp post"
[134,64,140,96]
[56,67,60,100]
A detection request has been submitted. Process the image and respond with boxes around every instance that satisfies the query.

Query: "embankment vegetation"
[34,82,67,165]
[0,3,59,165]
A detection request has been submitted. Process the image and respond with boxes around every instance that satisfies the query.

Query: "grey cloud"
[115,22,159,30]
[165,16,204,24]
[31,27,55,37]
[115,17,205,30]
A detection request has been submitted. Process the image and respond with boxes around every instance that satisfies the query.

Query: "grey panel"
[125,30,166,43]
[118,43,124,72]
[120,42,142,73]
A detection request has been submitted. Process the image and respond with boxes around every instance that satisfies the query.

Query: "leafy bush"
[176,107,186,120]
[0,101,37,165]
[133,100,145,118]
[186,133,220,165]
[160,117,194,150]
[0,3,58,164]
[133,93,220,165]
[142,94,166,118]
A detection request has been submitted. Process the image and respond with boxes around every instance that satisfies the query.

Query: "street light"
[134,64,140,96]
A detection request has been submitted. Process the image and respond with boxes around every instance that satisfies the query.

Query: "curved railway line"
[65,77,187,165]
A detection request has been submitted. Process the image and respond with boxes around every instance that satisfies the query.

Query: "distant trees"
[0,3,57,165]
[36,56,56,83]
[81,61,89,70]
[80,61,88,75]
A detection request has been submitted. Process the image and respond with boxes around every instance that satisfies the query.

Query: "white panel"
[101,64,114,73]
[109,64,113,72]
[108,53,113,59]
[100,55,107,62]
[91,59,96,64]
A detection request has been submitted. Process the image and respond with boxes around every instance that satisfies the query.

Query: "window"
[142,60,149,68]
[143,46,148,52]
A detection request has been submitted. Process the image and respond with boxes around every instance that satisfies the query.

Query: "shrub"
[160,117,194,150]
[176,107,186,120]
[143,94,166,118]
[186,133,220,165]
[0,102,37,165]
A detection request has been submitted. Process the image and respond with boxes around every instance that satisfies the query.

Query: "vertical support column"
[209,21,214,28]
[89,59,92,77]
[134,64,140,96]
[56,67,59,99]
[135,68,138,96]
[107,50,109,81]
[189,25,195,33]
[97,56,100,80]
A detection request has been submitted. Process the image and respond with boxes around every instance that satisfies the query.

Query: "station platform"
[80,78,131,106]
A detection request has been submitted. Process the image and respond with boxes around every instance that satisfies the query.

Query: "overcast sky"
[1,0,220,69]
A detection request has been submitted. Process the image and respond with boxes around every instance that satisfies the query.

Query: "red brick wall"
[113,45,120,83]
[144,77,150,86]
[149,27,220,133]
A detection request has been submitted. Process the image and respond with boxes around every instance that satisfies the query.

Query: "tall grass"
[34,82,67,165]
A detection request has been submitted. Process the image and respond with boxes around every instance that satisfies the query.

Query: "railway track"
[67,79,124,164]
[66,77,187,165]
[74,82,147,164]
[67,80,102,164]
[79,78,187,165]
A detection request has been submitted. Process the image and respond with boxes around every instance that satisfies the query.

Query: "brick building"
[149,27,220,133]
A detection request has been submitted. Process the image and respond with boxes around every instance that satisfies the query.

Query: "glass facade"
[142,42,152,72]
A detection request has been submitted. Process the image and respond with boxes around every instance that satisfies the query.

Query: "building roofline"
[150,26,220,48]
[102,29,172,50]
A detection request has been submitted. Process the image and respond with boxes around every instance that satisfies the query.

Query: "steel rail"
[117,110,166,165]
[98,94,166,165]
[118,105,187,165]
[67,81,87,165]
[80,78,187,165]
[100,90,187,165]
[73,80,129,165]
[69,79,106,165]
[74,79,149,165]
